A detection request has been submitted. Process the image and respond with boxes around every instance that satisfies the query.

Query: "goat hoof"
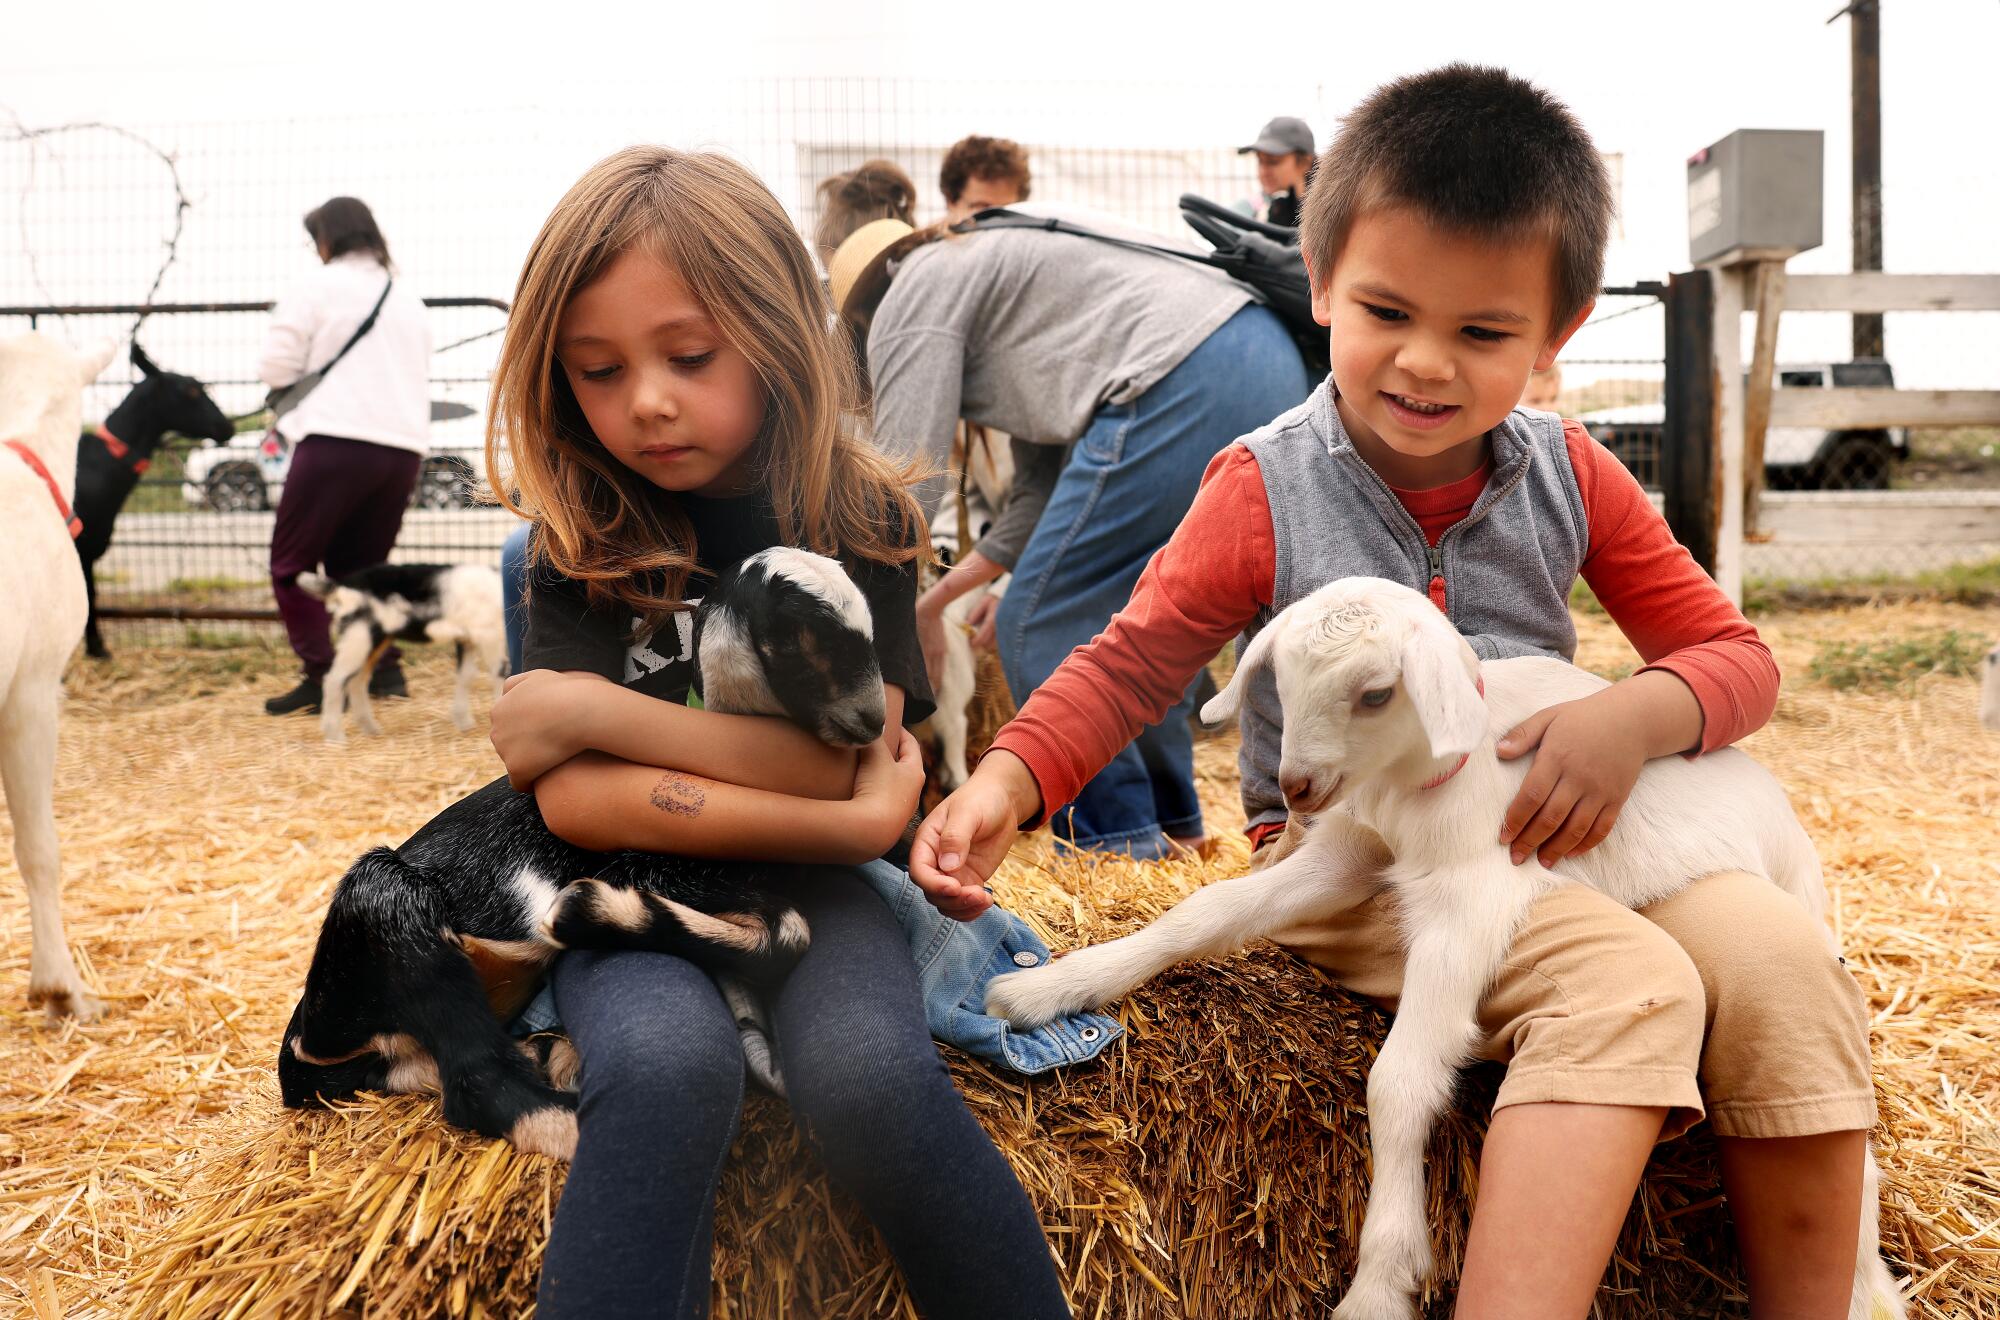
[509,1105,579,1161]
[984,967,1071,1028]
[29,984,106,1023]
[1330,1283,1418,1320]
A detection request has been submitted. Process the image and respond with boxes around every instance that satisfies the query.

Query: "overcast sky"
[7,0,1997,389]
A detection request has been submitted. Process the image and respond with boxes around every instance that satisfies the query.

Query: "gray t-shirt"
[866,225,1253,567]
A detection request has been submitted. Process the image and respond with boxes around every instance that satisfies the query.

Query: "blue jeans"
[994,303,1310,857]
[536,869,1068,1320]
[501,522,531,674]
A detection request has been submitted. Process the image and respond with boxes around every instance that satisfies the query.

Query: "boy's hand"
[851,726,926,853]
[909,750,1042,922]
[1496,693,1649,866]
[491,669,610,790]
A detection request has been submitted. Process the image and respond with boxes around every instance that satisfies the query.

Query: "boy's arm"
[988,444,1275,822]
[914,446,1275,914]
[535,689,917,865]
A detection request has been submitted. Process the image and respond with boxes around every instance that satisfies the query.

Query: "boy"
[913,66,1877,1317]
[939,134,1032,223]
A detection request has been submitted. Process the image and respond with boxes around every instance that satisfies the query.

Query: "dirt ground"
[1,600,1995,1317]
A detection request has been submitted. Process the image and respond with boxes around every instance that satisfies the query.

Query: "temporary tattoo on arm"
[650,772,706,817]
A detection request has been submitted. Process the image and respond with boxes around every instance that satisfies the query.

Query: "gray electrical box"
[1687,129,1824,265]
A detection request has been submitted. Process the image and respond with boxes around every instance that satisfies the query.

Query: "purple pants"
[270,434,421,678]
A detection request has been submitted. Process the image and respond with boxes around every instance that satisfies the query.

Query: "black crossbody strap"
[953,209,1309,299]
[318,277,393,377]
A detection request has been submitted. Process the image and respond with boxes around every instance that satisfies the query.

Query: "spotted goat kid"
[278,548,890,1158]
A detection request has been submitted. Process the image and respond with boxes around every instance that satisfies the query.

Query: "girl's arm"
[492,669,858,798]
[534,687,920,865]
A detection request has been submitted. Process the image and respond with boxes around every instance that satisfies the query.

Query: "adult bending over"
[831,212,1310,859]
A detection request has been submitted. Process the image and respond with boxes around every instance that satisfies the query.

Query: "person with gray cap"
[1241,115,1316,227]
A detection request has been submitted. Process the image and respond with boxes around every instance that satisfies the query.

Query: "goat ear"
[78,337,119,385]
[130,341,160,377]
[1202,619,1283,724]
[1400,631,1486,759]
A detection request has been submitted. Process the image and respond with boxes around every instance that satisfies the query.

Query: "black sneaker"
[264,678,322,716]
[368,668,409,700]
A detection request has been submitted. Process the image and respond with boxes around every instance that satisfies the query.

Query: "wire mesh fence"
[7,81,1992,652]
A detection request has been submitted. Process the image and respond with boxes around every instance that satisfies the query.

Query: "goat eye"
[1359,687,1394,709]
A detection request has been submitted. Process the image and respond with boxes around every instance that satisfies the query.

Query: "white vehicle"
[1581,359,1909,491]
[182,401,487,512]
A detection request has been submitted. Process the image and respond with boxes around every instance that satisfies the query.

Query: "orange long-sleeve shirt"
[990,419,1778,833]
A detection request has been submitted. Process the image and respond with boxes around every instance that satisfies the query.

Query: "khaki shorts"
[1250,817,1876,1141]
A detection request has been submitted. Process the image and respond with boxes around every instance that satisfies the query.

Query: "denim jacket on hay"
[509,859,1122,1076]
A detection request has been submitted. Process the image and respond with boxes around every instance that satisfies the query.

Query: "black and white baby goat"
[278,547,887,1158]
[299,562,507,743]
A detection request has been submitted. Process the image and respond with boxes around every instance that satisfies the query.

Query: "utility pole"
[1833,0,1884,359]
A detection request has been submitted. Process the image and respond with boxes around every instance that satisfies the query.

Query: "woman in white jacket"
[258,196,431,715]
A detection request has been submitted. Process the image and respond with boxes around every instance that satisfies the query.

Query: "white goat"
[926,423,1016,790]
[1,332,119,1021]
[987,576,1903,1320]
[1981,643,1999,732]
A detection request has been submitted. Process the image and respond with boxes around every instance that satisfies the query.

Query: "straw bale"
[0,604,1992,1317]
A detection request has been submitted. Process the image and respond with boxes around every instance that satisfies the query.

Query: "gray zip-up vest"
[1236,381,1589,829]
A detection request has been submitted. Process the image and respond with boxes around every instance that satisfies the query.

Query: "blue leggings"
[536,869,1069,1319]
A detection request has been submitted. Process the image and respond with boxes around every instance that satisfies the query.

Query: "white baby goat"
[1,332,119,1021]
[987,576,1903,1320]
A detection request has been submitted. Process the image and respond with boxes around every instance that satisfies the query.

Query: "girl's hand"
[850,726,926,856]
[491,669,611,790]
[965,593,1001,650]
[1495,694,1649,866]
[909,749,1041,922]
[915,599,949,688]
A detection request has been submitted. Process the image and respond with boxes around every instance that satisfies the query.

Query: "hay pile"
[0,604,1995,1317]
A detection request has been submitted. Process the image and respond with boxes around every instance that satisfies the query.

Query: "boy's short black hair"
[1300,64,1612,331]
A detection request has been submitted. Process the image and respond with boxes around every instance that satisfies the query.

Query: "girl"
[484,147,1069,1320]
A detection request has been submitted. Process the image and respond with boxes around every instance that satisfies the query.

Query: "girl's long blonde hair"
[487,146,926,634]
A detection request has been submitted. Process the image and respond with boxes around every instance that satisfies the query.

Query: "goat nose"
[1281,775,1315,809]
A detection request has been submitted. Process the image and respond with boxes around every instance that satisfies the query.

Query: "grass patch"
[164,575,263,595]
[1570,580,1605,615]
[1806,630,1993,693]
[1743,557,2000,615]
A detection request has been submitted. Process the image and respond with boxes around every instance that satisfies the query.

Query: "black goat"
[278,547,889,1158]
[75,343,234,658]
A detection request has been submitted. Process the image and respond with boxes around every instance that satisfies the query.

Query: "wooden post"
[1849,0,1885,359]
[1662,270,1717,572]
[1740,259,1787,540]
[1711,264,1747,605]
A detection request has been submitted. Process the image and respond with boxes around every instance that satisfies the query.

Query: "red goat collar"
[5,439,82,539]
[95,423,150,474]
[1418,673,1487,790]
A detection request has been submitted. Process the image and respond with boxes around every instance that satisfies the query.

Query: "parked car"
[182,401,486,512]
[1581,359,1909,492]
